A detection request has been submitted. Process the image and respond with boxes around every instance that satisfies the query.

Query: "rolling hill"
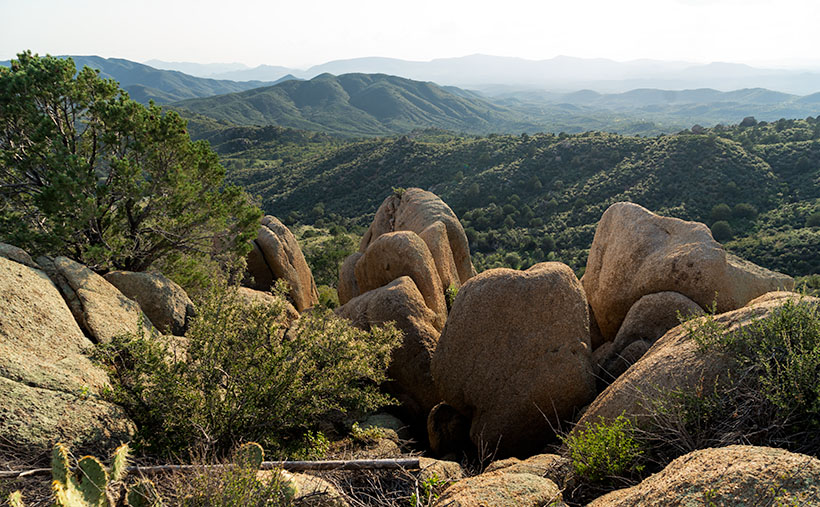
[172,73,542,136]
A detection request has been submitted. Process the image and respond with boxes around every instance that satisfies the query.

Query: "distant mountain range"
[0,55,283,104]
[3,55,819,136]
[145,54,820,96]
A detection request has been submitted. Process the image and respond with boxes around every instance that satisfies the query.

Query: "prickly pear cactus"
[235,442,264,470]
[126,479,163,507]
[49,442,144,507]
[7,491,25,507]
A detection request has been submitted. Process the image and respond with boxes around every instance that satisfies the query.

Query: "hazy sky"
[2,0,818,69]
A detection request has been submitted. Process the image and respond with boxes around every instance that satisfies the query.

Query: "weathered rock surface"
[246,215,319,312]
[432,262,595,456]
[104,271,196,335]
[360,188,475,285]
[589,445,820,506]
[434,472,565,507]
[612,291,704,352]
[353,232,446,330]
[0,255,134,451]
[337,252,362,306]
[337,276,441,419]
[484,454,571,488]
[418,220,461,291]
[582,202,794,340]
[574,292,817,433]
[258,470,349,507]
[419,457,464,484]
[0,242,36,268]
[44,256,153,343]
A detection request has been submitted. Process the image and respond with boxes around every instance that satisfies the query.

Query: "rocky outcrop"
[39,256,153,344]
[245,215,319,312]
[360,188,475,285]
[484,454,571,488]
[353,232,446,330]
[589,445,820,506]
[0,242,37,267]
[595,291,704,384]
[434,472,566,507]
[431,262,596,456]
[0,255,134,451]
[337,252,362,305]
[104,271,196,335]
[582,202,794,341]
[336,276,441,419]
[574,292,817,433]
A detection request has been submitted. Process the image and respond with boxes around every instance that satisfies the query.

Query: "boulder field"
[1,195,810,506]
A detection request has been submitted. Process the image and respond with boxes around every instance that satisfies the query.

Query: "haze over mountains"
[148,54,820,96]
[4,53,820,137]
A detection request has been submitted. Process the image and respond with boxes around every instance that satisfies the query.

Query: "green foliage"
[300,228,357,288]
[350,422,386,445]
[7,491,24,507]
[711,203,733,222]
[807,212,820,228]
[409,473,445,507]
[0,51,261,273]
[562,415,644,483]
[235,442,264,470]
[125,480,162,507]
[444,284,459,311]
[692,299,820,424]
[657,299,820,458]
[710,220,733,242]
[96,282,402,454]
[176,443,295,507]
[733,202,758,220]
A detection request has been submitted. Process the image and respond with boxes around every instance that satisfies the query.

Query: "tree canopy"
[0,51,261,272]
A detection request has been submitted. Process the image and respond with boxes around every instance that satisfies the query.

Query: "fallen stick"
[0,458,421,479]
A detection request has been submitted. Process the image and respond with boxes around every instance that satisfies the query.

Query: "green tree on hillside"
[0,51,260,272]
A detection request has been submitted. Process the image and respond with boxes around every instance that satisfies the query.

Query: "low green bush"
[647,298,820,460]
[562,414,644,483]
[96,283,402,455]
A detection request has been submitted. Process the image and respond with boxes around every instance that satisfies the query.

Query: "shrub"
[96,283,402,455]
[807,212,820,228]
[444,284,459,311]
[733,202,758,220]
[651,299,820,458]
[710,220,733,242]
[710,203,733,222]
[562,415,644,483]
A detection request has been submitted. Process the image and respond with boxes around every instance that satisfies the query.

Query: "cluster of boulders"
[335,188,477,421]
[3,187,817,506]
[0,214,318,454]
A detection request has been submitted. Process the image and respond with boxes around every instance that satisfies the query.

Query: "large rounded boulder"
[245,215,319,312]
[336,276,442,419]
[435,472,565,507]
[353,231,447,330]
[0,254,134,452]
[359,188,475,286]
[589,445,820,506]
[574,292,816,433]
[431,262,596,456]
[104,270,196,335]
[38,256,154,344]
[582,202,794,341]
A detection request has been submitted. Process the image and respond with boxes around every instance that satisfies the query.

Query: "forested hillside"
[217,118,820,278]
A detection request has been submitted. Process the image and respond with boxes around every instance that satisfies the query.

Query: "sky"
[2,0,819,69]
